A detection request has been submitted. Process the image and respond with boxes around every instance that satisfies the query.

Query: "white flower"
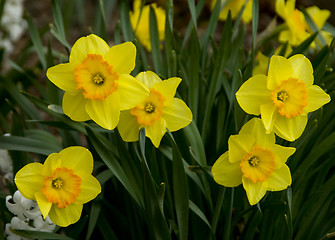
[6,191,41,220]
[33,215,56,232]
[5,217,33,240]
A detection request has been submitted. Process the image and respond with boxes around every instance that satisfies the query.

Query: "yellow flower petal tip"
[46,34,145,130]
[130,0,166,51]
[14,146,101,227]
[118,71,193,148]
[212,118,295,205]
[211,0,252,23]
[236,54,331,141]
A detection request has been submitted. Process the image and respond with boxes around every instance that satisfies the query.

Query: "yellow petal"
[236,74,271,115]
[118,110,141,142]
[43,153,62,177]
[63,91,90,121]
[145,118,167,148]
[117,74,149,110]
[75,173,101,204]
[14,163,45,200]
[289,54,314,87]
[266,143,295,169]
[228,134,255,163]
[162,98,192,131]
[242,176,267,205]
[275,0,287,19]
[59,146,93,174]
[260,102,278,133]
[46,63,78,92]
[304,85,331,113]
[152,77,182,104]
[135,71,162,88]
[69,34,110,63]
[266,165,292,191]
[48,203,83,227]
[274,114,308,141]
[105,42,136,74]
[239,118,275,147]
[212,152,243,187]
[34,191,52,219]
[241,0,252,23]
[307,6,330,29]
[267,55,293,90]
[85,93,120,130]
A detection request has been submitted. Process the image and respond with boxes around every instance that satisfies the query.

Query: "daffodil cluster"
[212,53,331,205]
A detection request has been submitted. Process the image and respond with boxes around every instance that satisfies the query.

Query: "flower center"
[74,54,118,100]
[42,167,81,208]
[240,145,276,183]
[271,78,308,118]
[130,89,165,126]
[144,102,155,113]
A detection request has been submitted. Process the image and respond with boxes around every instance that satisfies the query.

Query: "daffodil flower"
[276,0,332,47]
[212,118,296,205]
[236,54,331,141]
[211,0,252,23]
[130,0,165,51]
[118,71,192,147]
[14,146,101,227]
[47,34,148,130]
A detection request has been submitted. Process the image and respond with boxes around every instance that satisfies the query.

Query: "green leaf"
[11,229,74,240]
[120,0,134,41]
[167,131,189,240]
[288,31,318,57]
[189,200,211,229]
[187,0,197,29]
[85,201,101,240]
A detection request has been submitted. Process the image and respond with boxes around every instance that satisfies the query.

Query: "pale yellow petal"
[35,191,52,219]
[228,134,255,163]
[48,204,83,227]
[117,74,149,110]
[212,152,243,187]
[145,119,167,148]
[267,55,293,90]
[289,54,314,87]
[135,71,162,88]
[152,77,181,104]
[14,163,45,200]
[105,42,136,74]
[304,85,331,113]
[241,0,252,23]
[63,91,90,121]
[162,98,192,132]
[242,176,267,205]
[85,93,120,130]
[266,165,292,191]
[46,63,78,92]
[307,6,330,29]
[59,146,93,174]
[260,102,278,133]
[236,74,271,115]
[274,114,307,141]
[69,34,110,63]
[118,110,141,142]
[266,143,295,169]
[275,0,287,19]
[42,153,62,177]
[75,173,101,204]
[239,118,275,146]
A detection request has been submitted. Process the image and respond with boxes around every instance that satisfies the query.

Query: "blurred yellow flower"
[46,34,148,130]
[130,0,165,51]
[211,0,252,23]
[212,118,296,205]
[118,71,192,147]
[15,146,101,227]
[236,54,330,141]
[276,0,332,47]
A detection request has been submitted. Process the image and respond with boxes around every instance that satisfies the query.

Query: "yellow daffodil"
[14,146,101,227]
[130,0,165,51]
[236,54,330,141]
[46,34,148,130]
[118,71,192,147]
[211,0,252,23]
[276,0,332,47]
[212,118,296,205]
